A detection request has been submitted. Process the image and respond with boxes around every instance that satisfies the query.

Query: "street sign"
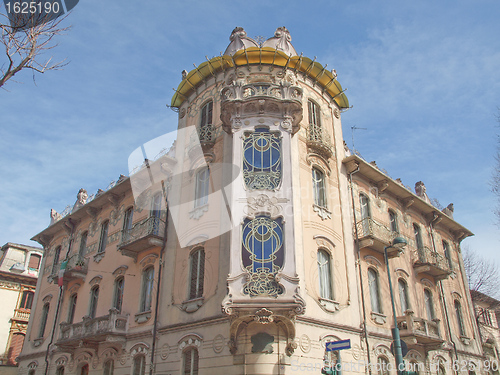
[325,339,351,351]
[390,339,409,357]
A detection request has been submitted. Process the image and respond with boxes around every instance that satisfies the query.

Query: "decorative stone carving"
[442,203,454,219]
[50,209,63,225]
[223,27,259,56]
[371,311,387,325]
[313,204,331,220]
[415,181,431,203]
[299,335,311,353]
[72,188,88,212]
[244,194,287,219]
[262,27,298,56]
[254,308,274,324]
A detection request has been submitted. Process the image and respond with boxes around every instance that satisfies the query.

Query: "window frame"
[68,293,78,323]
[52,246,61,274]
[317,249,333,300]
[194,167,210,208]
[368,268,382,314]
[123,207,134,232]
[113,276,125,313]
[19,290,34,310]
[103,359,114,375]
[454,300,466,336]
[89,285,99,319]
[413,224,423,250]
[388,209,398,233]
[132,354,146,375]
[424,288,435,320]
[398,279,410,314]
[39,302,50,338]
[140,267,155,313]
[312,167,327,208]
[98,221,109,254]
[443,240,453,269]
[79,231,88,259]
[183,347,199,375]
[188,248,205,300]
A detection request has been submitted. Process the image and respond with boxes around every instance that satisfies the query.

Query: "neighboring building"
[0,243,43,370]
[470,290,500,373]
[18,27,486,374]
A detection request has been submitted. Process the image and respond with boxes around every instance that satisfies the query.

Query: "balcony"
[57,309,128,350]
[355,217,401,258]
[397,311,444,349]
[12,308,30,322]
[118,217,165,260]
[412,246,451,281]
[62,254,88,283]
[306,125,334,159]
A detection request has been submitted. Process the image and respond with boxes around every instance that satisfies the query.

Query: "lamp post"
[384,237,407,375]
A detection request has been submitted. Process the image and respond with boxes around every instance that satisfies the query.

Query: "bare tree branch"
[0,6,70,89]
[463,245,500,299]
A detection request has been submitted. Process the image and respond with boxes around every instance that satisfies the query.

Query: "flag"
[58,260,68,286]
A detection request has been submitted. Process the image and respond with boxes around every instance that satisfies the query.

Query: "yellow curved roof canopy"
[171,47,349,109]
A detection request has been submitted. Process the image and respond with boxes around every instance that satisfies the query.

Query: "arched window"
[413,224,423,250]
[140,267,154,312]
[183,347,199,375]
[424,289,435,320]
[39,303,50,338]
[454,300,466,336]
[79,364,89,375]
[113,277,125,313]
[103,359,114,375]
[242,216,284,297]
[28,253,41,270]
[199,101,213,143]
[189,249,205,300]
[19,290,34,310]
[443,241,452,269]
[398,279,410,314]
[68,293,77,323]
[368,268,382,314]
[308,100,321,129]
[89,286,99,319]
[317,249,333,300]
[123,207,134,232]
[56,366,65,375]
[389,210,398,233]
[242,127,281,190]
[377,356,390,375]
[98,221,109,254]
[79,231,88,259]
[312,168,327,207]
[52,246,61,274]
[133,355,146,375]
[194,168,210,208]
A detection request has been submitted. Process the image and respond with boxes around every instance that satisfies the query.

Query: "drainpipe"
[44,219,75,375]
[149,181,169,375]
[348,164,373,375]
[428,214,459,373]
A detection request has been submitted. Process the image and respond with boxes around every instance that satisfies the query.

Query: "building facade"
[18,27,487,375]
[0,242,43,371]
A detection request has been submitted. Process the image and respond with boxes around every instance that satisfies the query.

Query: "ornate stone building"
[17,27,486,374]
[0,242,43,371]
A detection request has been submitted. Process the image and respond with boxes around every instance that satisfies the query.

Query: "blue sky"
[1,0,499,263]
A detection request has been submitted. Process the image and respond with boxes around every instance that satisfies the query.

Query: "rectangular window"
[98,221,109,254]
[194,168,210,208]
[312,168,327,207]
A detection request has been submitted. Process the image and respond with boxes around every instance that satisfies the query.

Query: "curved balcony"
[57,309,128,350]
[355,217,401,258]
[306,125,334,160]
[412,246,451,281]
[397,311,444,349]
[118,217,165,260]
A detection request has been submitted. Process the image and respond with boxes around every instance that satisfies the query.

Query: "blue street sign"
[325,339,351,351]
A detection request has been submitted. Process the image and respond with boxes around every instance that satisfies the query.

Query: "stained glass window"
[242,216,284,297]
[243,128,281,190]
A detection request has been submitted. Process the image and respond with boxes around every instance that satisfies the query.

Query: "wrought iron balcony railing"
[57,309,128,349]
[412,246,451,280]
[306,125,334,159]
[355,217,401,257]
[119,217,165,259]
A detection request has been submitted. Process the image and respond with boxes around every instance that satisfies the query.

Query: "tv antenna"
[351,125,367,154]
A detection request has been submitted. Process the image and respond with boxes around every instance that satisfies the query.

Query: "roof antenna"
[351,125,367,155]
